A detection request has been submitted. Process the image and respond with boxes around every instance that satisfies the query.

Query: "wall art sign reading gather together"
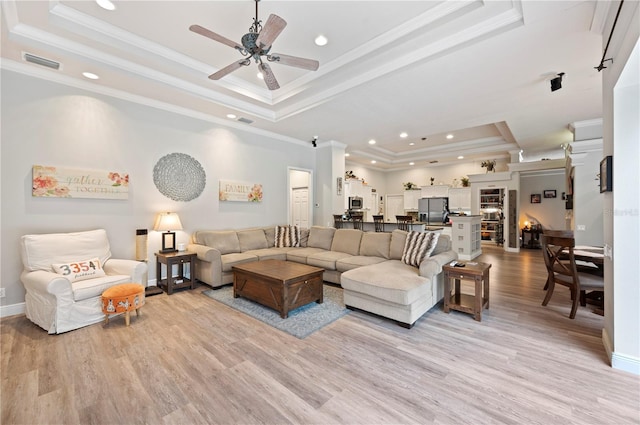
[219,180,263,202]
[32,165,129,200]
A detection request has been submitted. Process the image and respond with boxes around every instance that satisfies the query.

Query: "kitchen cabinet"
[451,215,482,260]
[421,185,449,198]
[403,190,421,211]
[448,187,471,211]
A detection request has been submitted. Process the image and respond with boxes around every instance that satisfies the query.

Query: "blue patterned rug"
[202,284,349,339]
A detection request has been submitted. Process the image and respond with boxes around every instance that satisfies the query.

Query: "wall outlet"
[576,224,586,231]
[0,288,5,298]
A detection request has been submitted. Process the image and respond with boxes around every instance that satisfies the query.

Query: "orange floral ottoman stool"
[101,283,145,326]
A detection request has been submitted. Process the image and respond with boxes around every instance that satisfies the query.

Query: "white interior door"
[385,194,404,222]
[292,188,309,228]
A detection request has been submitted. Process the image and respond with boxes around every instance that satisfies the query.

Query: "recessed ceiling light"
[368,139,376,145]
[371,160,377,164]
[399,132,408,138]
[345,153,350,157]
[226,114,237,119]
[96,0,115,11]
[458,155,464,159]
[82,72,99,80]
[257,72,264,80]
[315,35,328,46]
[446,134,454,139]
[409,162,415,166]
[409,142,415,146]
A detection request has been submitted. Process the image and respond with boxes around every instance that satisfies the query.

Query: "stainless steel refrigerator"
[418,197,449,225]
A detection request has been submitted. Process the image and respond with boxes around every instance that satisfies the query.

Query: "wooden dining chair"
[372,215,385,232]
[351,212,364,230]
[540,234,604,319]
[395,215,413,231]
[333,214,344,229]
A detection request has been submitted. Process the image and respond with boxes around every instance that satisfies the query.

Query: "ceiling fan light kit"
[190,0,319,90]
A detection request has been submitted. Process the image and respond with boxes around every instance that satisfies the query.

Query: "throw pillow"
[274,225,301,248]
[52,257,106,282]
[401,231,440,267]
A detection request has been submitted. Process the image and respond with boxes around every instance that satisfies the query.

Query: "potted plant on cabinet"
[481,160,496,173]
[460,176,470,187]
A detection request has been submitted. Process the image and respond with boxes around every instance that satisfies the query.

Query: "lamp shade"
[153,212,183,232]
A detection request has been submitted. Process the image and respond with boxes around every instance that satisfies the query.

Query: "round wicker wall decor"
[153,153,206,202]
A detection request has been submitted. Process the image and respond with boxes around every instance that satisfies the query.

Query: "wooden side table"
[155,251,197,295]
[443,261,491,321]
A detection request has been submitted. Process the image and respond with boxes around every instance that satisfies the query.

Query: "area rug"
[202,285,349,339]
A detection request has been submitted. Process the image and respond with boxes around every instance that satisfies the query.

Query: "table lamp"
[153,212,183,253]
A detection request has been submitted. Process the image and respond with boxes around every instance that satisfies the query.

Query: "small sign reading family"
[219,179,263,203]
[32,165,129,200]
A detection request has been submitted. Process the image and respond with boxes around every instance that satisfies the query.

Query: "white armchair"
[20,229,147,334]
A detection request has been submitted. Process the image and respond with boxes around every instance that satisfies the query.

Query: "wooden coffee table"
[232,260,324,318]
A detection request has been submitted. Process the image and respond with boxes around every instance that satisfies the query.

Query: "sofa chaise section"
[340,231,456,328]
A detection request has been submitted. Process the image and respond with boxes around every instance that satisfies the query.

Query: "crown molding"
[0,59,310,149]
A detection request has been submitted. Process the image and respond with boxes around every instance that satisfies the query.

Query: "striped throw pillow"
[275,225,301,248]
[401,231,440,267]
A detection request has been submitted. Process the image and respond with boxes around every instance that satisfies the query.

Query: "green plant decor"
[481,160,496,173]
[461,176,470,187]
[403,182,417,190]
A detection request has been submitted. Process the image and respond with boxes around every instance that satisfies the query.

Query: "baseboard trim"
[0,302,26,318]
[603,327,640,375]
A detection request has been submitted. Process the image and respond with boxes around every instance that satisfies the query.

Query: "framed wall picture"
[531,194,541,204]
[543,190,556,198]
[600,155,612,193]
[337,177,343,196]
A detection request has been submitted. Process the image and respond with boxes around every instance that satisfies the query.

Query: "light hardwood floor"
[2,246,639,424]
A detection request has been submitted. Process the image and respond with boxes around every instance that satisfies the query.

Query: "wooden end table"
[443,261,491,321]
[155,251,197,295]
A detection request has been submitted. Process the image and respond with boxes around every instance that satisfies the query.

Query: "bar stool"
[333,214,344,229]
[373,215,385,232]
[396,215,413,231]
[351,212,364,230]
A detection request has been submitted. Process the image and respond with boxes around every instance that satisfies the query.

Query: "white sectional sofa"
[190,226,457,328]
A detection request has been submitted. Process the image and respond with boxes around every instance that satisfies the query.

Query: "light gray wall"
[343,164,387,196]
[601,1,639,374]
[572,146,604,246]
[519,172,567,230]
[1,70,315,306]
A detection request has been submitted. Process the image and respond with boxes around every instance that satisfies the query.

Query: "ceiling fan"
[190,0,320,90]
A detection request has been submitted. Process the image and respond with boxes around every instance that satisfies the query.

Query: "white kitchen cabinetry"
[345,179,373,211]
[403,190,421,211]
[448,187,471,211]
[421,185,449,198]
[451,215,482,260]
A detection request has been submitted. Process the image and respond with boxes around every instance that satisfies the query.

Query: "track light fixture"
[550,72,565,92]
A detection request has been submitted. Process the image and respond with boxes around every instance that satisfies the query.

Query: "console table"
[521,227,541,249]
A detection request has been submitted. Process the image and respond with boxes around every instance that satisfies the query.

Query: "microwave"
[349,196,363,210]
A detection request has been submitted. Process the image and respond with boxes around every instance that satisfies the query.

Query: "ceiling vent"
[237,117,254,124]
[23,52,61,70]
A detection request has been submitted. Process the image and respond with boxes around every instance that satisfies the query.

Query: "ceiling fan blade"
[209,59,250,80]
[190,24,242,50]
[268,53,319,71]
[259,63,280,90]
[255,14,287,49]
